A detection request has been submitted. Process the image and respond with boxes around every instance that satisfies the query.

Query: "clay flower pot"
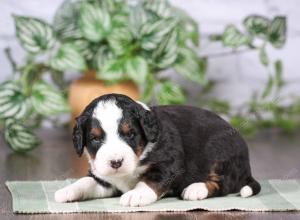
[68,70,139,124]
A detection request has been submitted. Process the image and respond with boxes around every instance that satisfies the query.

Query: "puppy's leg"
[55,177,114,203]
[119,181,158,207]
[181,181,219,200]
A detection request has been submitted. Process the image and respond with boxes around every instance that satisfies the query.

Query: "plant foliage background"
[0,0,298,152]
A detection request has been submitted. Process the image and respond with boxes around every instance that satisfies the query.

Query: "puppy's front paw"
[55,186,81,203]
[120,188,157,207]
[182,182,208,201]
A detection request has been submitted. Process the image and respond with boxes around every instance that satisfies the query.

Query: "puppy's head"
[72,94,158,177]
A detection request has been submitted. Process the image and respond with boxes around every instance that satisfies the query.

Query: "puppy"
[55,93,260,206]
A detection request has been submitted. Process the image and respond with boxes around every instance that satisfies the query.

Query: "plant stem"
[200,47,256,59]
[4,48,18,74]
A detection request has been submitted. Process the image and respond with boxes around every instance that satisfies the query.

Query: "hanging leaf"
[79,3,112,42]
[14,16,56,53]
[156,81,185,105]
[129,5,149,38]
[50,43,87,71]
[173,7,200,46]
[174,47,207,85]
[143,0,172,18]
[140,18,178,50]
[274,60,284,88]
[222,25,252,48]
[4,119,40,153]
[53,0,82,40]
[268,16,286,48]
[151,30,178,69]
[108,27,133,55]
[0,81,31,120]
[259,45,269,66]
[244,15,270,39]
[97,59,124,82]
[94,46,114,72]
[125,56,148,84]
[141,74,156,103]
[31,81,70,116]
[262,75,274,98]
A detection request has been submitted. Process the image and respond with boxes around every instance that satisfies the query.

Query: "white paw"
[55,186,82,203]
[119,182,157,207]
[182,182,208,201]
[240,185,253,198]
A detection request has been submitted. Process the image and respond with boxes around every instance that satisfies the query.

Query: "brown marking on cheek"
[91,127,102,137]
[121,122,130,135]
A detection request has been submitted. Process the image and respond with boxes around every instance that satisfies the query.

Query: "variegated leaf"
[151,30,178,69]
[14,16,56,53]
[140,18,178,50]
[125,56,148,84]
[108,27,133,55]
[97,60,124,82]
[50,43,87,71]
[31,81,70,116]
[244,15,270,39]
[0,81,31,120]
[222,25,252,48]
[268,16,286,48]
[79,3,112,42]
[94,46,114,71]
[156,81,185,105]
[143,0,172,18]
[4,119,40,153]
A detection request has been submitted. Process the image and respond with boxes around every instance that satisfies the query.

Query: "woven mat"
[5,179,300,213]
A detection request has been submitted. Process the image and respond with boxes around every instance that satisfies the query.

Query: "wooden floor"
[1,128,300,220]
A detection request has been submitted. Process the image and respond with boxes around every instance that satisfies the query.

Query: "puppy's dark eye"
[90,136,101,142]
[126,131,135,139]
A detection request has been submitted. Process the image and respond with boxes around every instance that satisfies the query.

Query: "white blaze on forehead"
[93,100,123,134]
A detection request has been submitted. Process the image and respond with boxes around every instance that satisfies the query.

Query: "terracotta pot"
[68,70,139,125]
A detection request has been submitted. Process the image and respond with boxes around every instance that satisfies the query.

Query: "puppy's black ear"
[136,105,159,143]
[72,116,87,157]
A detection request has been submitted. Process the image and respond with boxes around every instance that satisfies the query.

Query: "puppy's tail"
[240,176,261,198]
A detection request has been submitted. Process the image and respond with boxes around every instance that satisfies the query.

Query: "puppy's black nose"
[110,159,123,169]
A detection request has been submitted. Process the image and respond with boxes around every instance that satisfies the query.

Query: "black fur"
[73,94,261,198]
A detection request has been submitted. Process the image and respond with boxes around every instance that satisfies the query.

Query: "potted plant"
[0,0,205,152]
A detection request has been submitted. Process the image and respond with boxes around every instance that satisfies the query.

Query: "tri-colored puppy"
[55,94,260,206]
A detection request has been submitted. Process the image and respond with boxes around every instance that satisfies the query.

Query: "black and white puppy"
[55,93,260,206]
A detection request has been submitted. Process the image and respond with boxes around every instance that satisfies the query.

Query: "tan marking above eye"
[91,127,102,137]
[121,122,131,135]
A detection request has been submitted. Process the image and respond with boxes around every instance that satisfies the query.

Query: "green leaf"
[275,118,298,134]
[268,16,286,48]
[4,119,40,153]
[14,16,56,53]
[244,15,270,39]
[151,30,178,69]
[125,56,148,84]
[143,0,172,18]
[79,3,112,42]
[141,74,156,103]
[174,47,207,85]
[140,18,178,50]
[262,74,274,98]
[53,0,82,40]
[230,116,257,137]
[156,82,185,105]
[222,25,252,48]
[129,5,149,38]
[31,81,70,116]
[94,46,114,72]
[97,59,124,82]
[108,27,133,55]
[50,43,87,71]
[0,81,31,120]
[275,60,284,87]
[259,45,269,66]
[173,7,200,46]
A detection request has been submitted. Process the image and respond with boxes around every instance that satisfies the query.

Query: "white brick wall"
[0,0,299,106]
